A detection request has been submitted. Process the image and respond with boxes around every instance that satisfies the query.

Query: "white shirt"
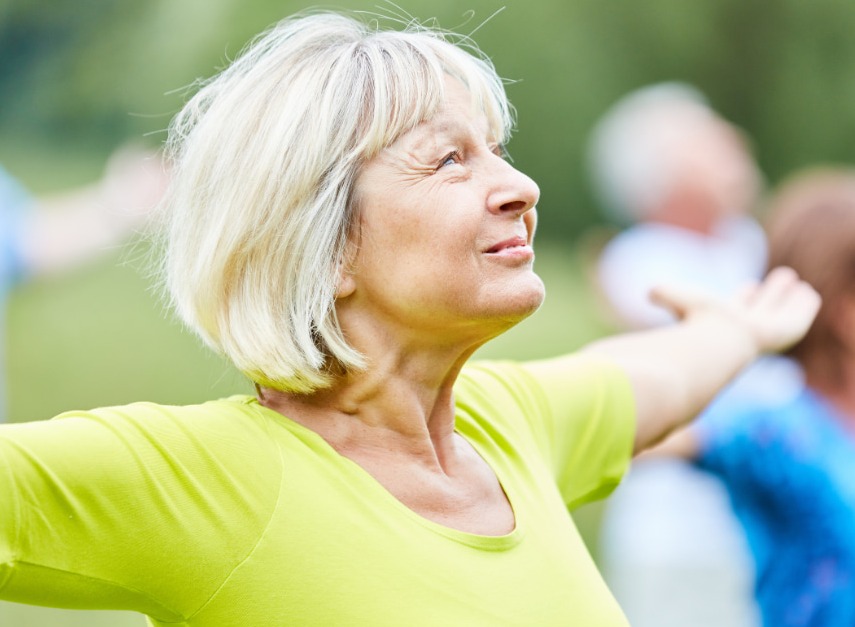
[597,217,767,328]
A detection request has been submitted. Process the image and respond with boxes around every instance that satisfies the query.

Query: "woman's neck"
[258,343,477,472]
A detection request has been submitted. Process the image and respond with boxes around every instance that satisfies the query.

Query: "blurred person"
[589,82,766,330]
[587,83,801,627]
[662,166,855,626]
[0,12,819,626]
[0,146,167,422]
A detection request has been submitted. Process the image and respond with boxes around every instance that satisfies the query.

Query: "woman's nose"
[487,157,540,217]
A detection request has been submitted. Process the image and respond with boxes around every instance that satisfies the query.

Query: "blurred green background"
[4,0,855,236]
[1,0,854,624]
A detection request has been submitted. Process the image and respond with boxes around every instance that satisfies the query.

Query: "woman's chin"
[516,273,547,312]
[510,292,546,324]
[486,277,547,327]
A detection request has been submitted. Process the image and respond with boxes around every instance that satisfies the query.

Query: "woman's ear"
[336,269,356,299]
[335,240,358,300]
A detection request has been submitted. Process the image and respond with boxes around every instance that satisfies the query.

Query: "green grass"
[1,142,618,625]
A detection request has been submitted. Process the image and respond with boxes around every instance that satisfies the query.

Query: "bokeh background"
[2,0,854,624]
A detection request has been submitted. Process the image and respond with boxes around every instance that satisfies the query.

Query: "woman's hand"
[649,266,821,358]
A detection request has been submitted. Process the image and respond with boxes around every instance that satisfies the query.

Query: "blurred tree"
[0,0,141,142]
[1,0,854,238]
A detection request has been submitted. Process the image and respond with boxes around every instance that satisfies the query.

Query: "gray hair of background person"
[586,82,712,224]
[765,167,855,384]
[156,12,513,394]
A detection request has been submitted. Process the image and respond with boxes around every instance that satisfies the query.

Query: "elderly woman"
[0,12,818,626]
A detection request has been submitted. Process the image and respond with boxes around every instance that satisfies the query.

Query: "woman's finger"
[649,284,714,320]
[752,266,800,310]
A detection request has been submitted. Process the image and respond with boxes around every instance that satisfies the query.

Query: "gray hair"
[587,82,711,223]
[156,11,513,393]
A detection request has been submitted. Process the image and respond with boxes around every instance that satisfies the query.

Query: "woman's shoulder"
[458,355,630,407]
[40,394,282,470]
[51,394,265,431]
[456,355,632,435]
[456,360,541,411]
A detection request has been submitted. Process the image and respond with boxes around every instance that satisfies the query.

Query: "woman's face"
[341,77,543,347]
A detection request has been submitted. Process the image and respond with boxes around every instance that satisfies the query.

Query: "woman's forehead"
[393,84,495,150]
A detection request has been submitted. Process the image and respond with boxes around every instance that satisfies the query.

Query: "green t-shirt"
[0,357,634,625]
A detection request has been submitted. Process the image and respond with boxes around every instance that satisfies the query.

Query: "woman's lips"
[485,236,529,254]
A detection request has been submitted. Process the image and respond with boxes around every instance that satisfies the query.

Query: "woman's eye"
[439,151,459,168]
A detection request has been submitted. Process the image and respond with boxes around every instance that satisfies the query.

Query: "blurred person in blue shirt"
[0,148,166,422]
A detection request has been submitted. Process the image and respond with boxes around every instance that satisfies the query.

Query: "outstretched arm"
[17,145,167,277]
[582,267,820,454]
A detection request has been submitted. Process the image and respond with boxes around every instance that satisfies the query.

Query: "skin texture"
[587,266,821,453]
[340,78,543,345]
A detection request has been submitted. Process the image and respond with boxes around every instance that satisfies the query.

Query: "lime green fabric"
[0,357,634,625]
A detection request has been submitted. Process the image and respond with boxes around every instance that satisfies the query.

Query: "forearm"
[585,311,758,454]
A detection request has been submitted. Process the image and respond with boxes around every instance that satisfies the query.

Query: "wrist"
[685,307,761,364]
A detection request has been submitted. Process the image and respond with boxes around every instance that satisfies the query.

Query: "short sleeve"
[0,400,281,620]
[520,355,636,509]
[459,356,635,510]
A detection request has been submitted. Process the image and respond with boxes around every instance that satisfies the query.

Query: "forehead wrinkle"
[401,112,491,159]
[432,100,492,140]
[379,84,496,168]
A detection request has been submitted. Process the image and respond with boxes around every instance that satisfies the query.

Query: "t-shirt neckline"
[241,395,525,551]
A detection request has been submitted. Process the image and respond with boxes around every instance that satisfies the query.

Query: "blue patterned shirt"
[698,388,855,626]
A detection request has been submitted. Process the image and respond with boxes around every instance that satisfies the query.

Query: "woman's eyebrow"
[420,118,487,150]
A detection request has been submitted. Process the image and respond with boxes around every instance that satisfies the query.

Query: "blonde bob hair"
[158,11,513,393]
